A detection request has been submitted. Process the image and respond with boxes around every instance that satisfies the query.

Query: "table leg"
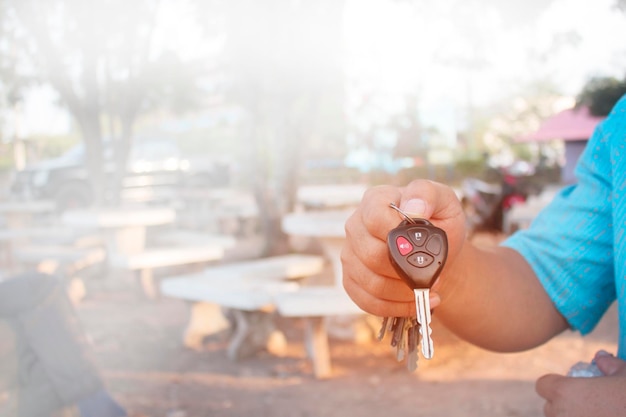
[226,310,280,361]
[138,268,158,299]
[104,226,146,264]
[316,236,373,354]
[318,236,346,288]
[303,317,332,379]
[184,302,230,351]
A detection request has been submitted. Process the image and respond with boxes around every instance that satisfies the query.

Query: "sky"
[344,0,626,101]
[11,0,626,140]
[343,0,626,145]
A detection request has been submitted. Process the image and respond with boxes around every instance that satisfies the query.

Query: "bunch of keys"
[378,203,448,371]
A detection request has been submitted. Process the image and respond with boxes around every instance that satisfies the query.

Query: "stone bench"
[13,244,107,304]
[112,245,226,299]
[273,286,366,378]
[159,254,326,360]
[151,230,237,249]
[14,245,106,275]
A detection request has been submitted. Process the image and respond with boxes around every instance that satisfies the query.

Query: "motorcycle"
[461,165,538,236]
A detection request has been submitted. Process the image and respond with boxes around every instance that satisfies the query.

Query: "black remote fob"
[387,218,448,290]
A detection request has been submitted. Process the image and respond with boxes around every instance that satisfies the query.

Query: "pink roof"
[517,106,606,142]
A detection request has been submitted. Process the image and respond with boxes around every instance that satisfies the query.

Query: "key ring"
[389,202,416,224]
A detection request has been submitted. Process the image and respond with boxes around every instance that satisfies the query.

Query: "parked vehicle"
[10,140,188,211]
[461,164,540,236]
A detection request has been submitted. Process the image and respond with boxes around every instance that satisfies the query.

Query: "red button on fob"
[395,236,413,256]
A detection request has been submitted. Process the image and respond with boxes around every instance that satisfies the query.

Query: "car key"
[377,316,389,341]
[378,315,418,369]
[387,203,448,360]
[406,318,419,371]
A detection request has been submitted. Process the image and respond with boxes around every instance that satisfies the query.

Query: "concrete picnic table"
[281,209,354,287]
[296,184,367,210]
[281,209,372,378]
[0,200,56,229]
[61,206,176,261]
[159,254,325,358]
[61,206,233,298]
[0,200,86,262]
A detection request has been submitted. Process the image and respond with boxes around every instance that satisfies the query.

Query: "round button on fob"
[408,252,434,268]
[407,227,429,246]
[387,218,448,290]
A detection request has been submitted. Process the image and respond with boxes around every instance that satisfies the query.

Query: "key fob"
[387,218,448,290]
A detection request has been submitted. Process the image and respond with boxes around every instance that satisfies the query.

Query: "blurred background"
[2,0,625,216]
[1,0,626,416]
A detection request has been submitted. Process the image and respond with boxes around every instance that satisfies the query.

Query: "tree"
[209,0,346,255]
[577,76,626,116]
[3,0,205,205]
[576,1,626,116]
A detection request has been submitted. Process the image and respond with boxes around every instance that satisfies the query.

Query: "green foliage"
[510,143,534,162]
[455,155,488,178]
[577,76,626,116]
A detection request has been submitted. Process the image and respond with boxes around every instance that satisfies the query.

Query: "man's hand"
[536,351,626,417]
[341,179,569,352]
[341,180,465,318]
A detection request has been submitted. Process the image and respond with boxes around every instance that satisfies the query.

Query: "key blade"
[377,317,389,341]
[414,289,434,359]
[406,319,419,372]
[391,317,405,347]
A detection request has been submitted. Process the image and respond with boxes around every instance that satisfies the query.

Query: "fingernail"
[401,198,427,217]
[595,350,614,359]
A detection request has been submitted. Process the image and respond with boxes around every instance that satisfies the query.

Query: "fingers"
[348,180,465,269]
[341,241,413,302]
[400,179,464,224]
[341,236,414,317]
[536,373,563,400]
[536,367,626,417]
[342,181,465,316]
[342,274,414,317]
[536,374,569,417]
[344,206,398,279]
[356,185,405,242]
[341,264,441,317]
[342,234,443,316]
[400,179,467,261]
[594,351,626,376]
[354,180,464,241]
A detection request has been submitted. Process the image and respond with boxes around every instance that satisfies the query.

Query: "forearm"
[434,241,569,352]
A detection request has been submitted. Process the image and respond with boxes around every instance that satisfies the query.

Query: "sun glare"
[13,0,626,139]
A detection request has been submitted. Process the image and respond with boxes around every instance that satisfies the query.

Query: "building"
[518,106,606,184]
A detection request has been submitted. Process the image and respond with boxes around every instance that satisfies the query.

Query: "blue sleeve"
[502,112,616,335]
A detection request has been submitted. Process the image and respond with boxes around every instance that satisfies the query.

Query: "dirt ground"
[74,233,619,417]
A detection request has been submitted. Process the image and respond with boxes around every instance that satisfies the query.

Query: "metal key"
[387,203,448,360]
[414,287,433,358]
[378,315,418,369]
[377,316,389,341]
[396,318,410,362]
[390,316,405,348]
[406,318,419,371]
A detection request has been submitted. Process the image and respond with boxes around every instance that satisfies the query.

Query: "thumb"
[400,198,428,218]
[594,350,626,376]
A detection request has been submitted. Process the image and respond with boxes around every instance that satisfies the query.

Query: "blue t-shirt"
[503,95,626,358]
